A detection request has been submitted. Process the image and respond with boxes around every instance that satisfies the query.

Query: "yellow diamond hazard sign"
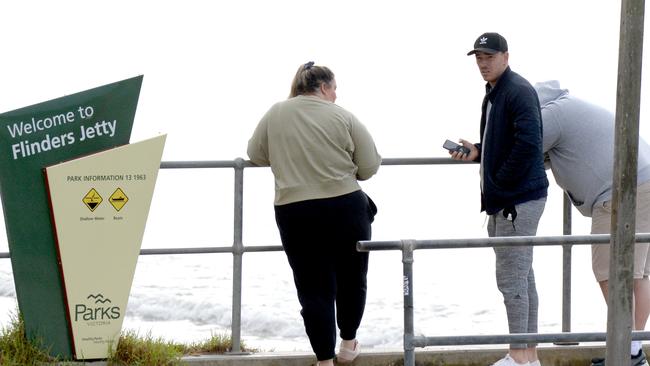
[82,188,103,212]
[109,188,129,211]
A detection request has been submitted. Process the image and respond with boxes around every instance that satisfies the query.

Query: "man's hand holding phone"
[444,139,477,161]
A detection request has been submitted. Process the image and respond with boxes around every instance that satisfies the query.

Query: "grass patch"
[0,310,254,365]
[182,332,256,355]
[108,330,185,365]
[108,331,257,366]
[0,311,54,366]
[108,330,256,365]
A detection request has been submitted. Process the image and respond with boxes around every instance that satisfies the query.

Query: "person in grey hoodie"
[535,80,650,366]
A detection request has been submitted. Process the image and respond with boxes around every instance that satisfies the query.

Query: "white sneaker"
[492,354,530,366]
[336,340,360,363]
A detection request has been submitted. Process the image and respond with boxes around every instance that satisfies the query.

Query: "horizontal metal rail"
[159,157,474,169]
[357,233,650,251]
[160,160,253,169]
[415,331,650,347]
[138,245,284,255]
[0,245,283,257]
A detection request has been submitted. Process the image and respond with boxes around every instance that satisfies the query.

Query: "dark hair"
[289,62,335,98]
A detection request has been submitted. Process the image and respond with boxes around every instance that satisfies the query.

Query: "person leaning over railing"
[535,80,650,366]
[450,32,549,366]
[247,62,381,366]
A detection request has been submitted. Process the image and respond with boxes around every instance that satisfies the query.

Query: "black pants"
[275,190,375,361]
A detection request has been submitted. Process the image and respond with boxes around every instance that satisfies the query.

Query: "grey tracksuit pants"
[487,197,546,349]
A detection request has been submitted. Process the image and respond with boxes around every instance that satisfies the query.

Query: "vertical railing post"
[607,0,644,364]
[402,239,416,366]
[562,194,573,333]
[230,157,245,353]
[555,193,577,345]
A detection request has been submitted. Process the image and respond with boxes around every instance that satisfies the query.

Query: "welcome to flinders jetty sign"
[0,76,166,360]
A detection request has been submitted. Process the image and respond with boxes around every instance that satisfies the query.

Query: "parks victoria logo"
[75,293,121,325]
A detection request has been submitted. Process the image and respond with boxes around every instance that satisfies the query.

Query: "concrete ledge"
[180,345,614,366]
[45,344,631,365]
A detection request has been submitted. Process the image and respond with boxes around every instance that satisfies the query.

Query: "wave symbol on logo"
[87,294,112,304]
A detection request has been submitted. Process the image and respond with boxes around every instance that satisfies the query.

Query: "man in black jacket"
[450,32,549,366]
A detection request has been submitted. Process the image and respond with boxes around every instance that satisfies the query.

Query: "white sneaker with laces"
[491,353,530,366]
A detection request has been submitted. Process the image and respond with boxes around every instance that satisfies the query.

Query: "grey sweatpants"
[487,197,546,349]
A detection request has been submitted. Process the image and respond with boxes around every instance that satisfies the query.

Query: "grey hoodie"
[535,80,650,217]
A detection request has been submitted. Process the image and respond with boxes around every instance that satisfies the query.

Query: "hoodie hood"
[534,80,569,107]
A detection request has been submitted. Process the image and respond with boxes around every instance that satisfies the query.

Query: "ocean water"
[0,165,611,352]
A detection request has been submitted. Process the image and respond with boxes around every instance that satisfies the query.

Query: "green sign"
[0,76,143,358]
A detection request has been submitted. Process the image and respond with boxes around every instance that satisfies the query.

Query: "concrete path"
[180,345,611,366]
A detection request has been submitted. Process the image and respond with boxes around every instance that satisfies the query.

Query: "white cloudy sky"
[0,0,648,248]
[0,0,645,160]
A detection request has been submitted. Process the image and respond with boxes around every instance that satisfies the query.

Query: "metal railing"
[357,235,650,366]
[0,157,594,354]
[151,157,480,353]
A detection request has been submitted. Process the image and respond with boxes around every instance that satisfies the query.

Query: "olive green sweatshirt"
[247,95,381,205]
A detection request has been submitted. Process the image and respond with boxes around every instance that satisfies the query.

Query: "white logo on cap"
[479,37,488,45]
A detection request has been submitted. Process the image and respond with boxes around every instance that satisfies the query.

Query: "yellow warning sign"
[82,188,103,212]
[109,188,129,211]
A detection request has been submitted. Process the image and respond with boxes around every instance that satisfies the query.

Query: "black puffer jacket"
[474,67,549,215]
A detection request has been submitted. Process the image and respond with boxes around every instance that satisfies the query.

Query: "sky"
[0,0,644,161]
[0,0,649,322]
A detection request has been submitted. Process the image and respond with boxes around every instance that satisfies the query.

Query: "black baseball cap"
[467,32,508,55]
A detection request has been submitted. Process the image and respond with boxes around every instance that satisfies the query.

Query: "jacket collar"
[485,66,512,98]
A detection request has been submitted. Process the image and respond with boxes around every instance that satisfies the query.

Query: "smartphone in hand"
[443,139,471,155]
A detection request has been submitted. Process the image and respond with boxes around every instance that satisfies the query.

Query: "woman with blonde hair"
[248,62,381,365]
